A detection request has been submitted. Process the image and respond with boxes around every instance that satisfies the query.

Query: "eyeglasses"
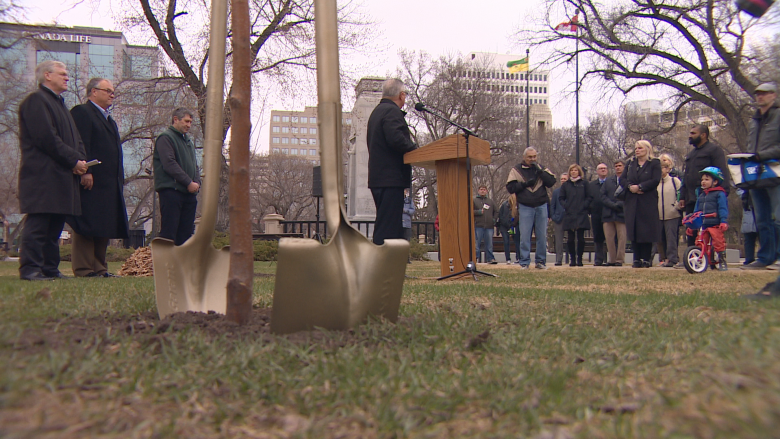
[94,88,115,96]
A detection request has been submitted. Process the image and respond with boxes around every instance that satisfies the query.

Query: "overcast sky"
[22,0,661,152]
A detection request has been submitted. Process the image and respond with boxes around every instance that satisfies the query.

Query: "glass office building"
[0,23,160,107]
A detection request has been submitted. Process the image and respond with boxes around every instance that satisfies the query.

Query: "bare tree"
[397,50,527,218]
[121,0,377,230]
[518,0,780,151]
[249,152,315,226]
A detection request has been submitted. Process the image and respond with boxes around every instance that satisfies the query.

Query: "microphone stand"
[417,106,496,281]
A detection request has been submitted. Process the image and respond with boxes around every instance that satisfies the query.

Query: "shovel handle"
[315,0,344,232]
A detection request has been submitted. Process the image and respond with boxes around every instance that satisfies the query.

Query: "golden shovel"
[270,0,409,334]
[151,0,230,318]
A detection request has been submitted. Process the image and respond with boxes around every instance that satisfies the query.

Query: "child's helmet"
[699,166,724,182]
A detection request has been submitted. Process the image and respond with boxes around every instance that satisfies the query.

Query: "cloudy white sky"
[17,0,713,152]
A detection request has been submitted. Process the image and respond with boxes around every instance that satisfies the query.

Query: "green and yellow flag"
[507,57,529,73]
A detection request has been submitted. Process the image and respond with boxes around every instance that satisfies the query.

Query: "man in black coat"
[678,125,730,249]
[588,163,608,266]
[18,60,88,281]
[366,78,417,245]
[67,78,129,277]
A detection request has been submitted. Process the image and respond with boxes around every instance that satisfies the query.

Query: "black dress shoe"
[46,272,71,279]
[632,261,642,268]
[84,272,100,277]
[101,272,120,278]
[21,272,54,281]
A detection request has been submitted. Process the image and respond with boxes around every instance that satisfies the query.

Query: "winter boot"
[718,252,728,271]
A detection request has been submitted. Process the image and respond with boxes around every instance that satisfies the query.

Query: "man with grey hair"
[506,147,556,269]
[18,60,88,280]
[153,108,201,245]
[366,78,417,245]
[67,78,129,277]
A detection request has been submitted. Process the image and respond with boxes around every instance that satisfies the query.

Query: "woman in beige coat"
[657,154,682,267]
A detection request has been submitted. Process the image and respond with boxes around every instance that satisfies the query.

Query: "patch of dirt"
[4,309,420,357]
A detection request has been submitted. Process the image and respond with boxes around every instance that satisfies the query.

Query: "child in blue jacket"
[689,166,729,271]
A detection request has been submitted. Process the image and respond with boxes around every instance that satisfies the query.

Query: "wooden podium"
[404,134,491,278]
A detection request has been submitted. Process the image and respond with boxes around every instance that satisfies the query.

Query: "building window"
[272,137,280,143]
[543,87,547,93]
[272,148,280,153]
[544,75,548,81]
[292,127,298,133]
[300,139,308,144]
[272,126,280,133]
[281,138,289,144]
[272,115,280,122]
[282,148,288,154]
[291,138,299,144]
[282,127,289,133]
[292,116,298,123]
[310,138,316,145]
[282,116,290,122]
[345,118,352,125]
[310,127,317,134]
[309,149,316,155]
[291,148,298,155]
[88,44,115,81]
[310,117,317,124]
[301,127,308,134]
[301,117,308,123]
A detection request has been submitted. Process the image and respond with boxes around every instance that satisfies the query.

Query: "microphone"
[414,102,428,113]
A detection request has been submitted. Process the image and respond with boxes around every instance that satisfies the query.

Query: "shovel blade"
[271,224,408,334]
[151,237,231,318]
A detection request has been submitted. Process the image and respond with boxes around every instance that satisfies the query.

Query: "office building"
[269,106,352,163]
[464,52,553,131]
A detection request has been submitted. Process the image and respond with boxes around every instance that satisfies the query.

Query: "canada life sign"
[31,33,92,43]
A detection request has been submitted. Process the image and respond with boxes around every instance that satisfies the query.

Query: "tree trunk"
[226,0,253,325]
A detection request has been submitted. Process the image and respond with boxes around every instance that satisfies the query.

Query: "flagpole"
[525,48,530,150]
[575,9,580,165]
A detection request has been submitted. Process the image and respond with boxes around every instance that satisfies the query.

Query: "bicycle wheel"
[684,245,708,274]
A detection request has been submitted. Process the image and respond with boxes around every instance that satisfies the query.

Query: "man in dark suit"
[18,60,88,280]
[588,163,608,266]
[67,78,129,277]
[366,78,417,245]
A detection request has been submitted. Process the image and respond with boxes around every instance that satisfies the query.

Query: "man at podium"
[366,79,418,245]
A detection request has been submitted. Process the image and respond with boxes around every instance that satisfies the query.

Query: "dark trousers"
[71,231,109,277]
[19,213,66,278]
[592,218,606,265]
[659,218,681,264]
[567,228,586,261]
[158,189,198,246]
[371,187,404,245]
[684,203,699,247]
[499,226,521,262]
[633,242,653,263]
[744,232,758,265]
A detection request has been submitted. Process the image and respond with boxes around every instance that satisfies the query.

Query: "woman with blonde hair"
[621,140,662,267]
[560,163,592,266]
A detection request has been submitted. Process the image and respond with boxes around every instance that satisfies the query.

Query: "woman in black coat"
[622,140,662,268]
[560,164,592,266]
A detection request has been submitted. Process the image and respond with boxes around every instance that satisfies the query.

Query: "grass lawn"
[1,260,779,438]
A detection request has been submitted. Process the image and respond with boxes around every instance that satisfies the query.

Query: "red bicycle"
[682,212,720,274]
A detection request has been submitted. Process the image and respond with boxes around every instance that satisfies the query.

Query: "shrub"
[253,240,278,261]
[60,244,72,261]
[106,246,135,262]
[410,240,433,261]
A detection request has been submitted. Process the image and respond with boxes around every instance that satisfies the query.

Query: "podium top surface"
[404,134,491,169]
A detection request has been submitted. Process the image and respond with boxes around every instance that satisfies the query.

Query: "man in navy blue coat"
[68,78,129,277]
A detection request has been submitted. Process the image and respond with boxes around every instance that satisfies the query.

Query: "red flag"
[555,13,579,32]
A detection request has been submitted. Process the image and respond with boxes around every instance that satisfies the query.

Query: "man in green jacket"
[153,108,201,245]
